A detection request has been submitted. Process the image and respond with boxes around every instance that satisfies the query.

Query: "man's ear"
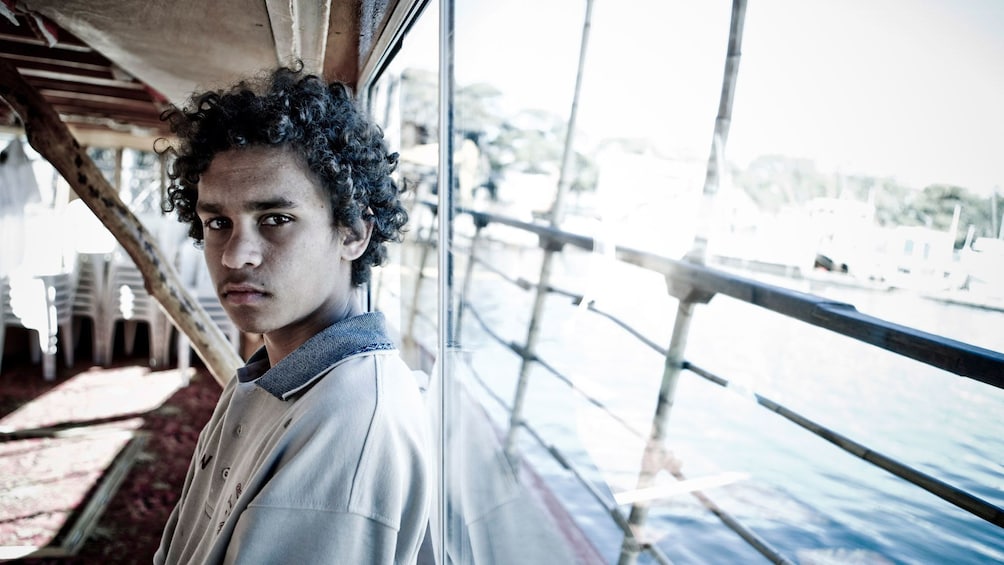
[340,219,373,261]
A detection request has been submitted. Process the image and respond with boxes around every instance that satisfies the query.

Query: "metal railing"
[400,200,1004,564]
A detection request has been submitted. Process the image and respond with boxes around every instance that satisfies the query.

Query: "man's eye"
[204,217,230,231]
[260,214,293,227]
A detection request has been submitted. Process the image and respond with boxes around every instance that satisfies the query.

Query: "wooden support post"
[0,59,241,386]
[621,2,748,559]
[617,298,696,565]
[689,0,747,264]
[407,205,435,341]
[503,243,556,461]
[504,0,595,463]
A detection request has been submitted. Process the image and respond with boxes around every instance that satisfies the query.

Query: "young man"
[154,66,430,564]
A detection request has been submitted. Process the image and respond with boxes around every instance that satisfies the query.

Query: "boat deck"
[0,333,218,563]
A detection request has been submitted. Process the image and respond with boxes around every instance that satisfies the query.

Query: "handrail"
[412,199,1004,561]
[619,250,1004,389]
[428,201,1004,389]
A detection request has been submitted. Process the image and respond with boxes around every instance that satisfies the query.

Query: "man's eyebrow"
[196,198,298,215]
[247,198,298,211]
[196,201,222,215]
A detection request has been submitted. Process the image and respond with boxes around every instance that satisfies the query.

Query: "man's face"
[196,146,369,353]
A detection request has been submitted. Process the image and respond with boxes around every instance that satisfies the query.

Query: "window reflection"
[368,1,1004,563]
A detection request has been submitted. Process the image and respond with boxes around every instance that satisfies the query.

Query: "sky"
[402,0,1004,195]
[730,0,1004,193]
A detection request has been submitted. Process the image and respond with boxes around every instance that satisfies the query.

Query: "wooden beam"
[9,58,118,80]
[0,38,110,66]
[266,0,332,75]
[27,77,154,101]
[0,31,91,52]
[324,0,359,86]
[356,0,413,88]
[56,112,167,130]
[0,58,240,386]
[42,91,162,113]
[0,124,167,152]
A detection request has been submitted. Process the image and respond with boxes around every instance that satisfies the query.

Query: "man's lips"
[220,283,269,305]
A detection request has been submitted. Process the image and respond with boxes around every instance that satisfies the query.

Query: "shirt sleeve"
[152,503,178,565]
[153,429,204,564]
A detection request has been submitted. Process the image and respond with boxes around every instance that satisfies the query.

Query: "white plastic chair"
[71,252,112,365]
[100,250,171,368]
[2,271,75,379]
[0,204,76,380]
[65,199,117,365]
[87,212,194,369]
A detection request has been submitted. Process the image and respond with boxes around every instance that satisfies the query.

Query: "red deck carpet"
[0,347,218,564]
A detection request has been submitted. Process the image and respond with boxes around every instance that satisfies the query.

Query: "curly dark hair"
[161,65,407,286]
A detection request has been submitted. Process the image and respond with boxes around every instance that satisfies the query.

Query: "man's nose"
[221,227,263,269]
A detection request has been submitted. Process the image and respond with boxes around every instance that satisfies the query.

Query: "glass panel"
[370,1,1004,563]
[368,3,440,373]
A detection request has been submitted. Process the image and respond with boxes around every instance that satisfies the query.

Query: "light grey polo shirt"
[155,313,431,564]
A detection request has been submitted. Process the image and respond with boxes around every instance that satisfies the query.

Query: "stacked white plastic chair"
[0,233,76,380]
[65,198,118,365]
[69,204,206,370]
[2,270,76,379]
[100,245,172,368]
[82,210,206,370]
[71,252,111,364]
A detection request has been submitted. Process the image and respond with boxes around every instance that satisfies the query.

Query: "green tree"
[908,184,1000,247]
[398,70,598,200]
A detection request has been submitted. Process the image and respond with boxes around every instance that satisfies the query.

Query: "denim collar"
[237,312,396,400]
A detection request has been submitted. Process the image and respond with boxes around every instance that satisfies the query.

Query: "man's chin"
[234,323,270,336]
[224,313,271,336]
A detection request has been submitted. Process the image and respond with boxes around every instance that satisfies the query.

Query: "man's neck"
[262,300,365,367]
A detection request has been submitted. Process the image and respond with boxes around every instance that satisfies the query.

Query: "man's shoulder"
[313,350,421,406]
[286,350,420,418]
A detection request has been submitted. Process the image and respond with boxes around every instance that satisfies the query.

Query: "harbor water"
[446,242,1004,564]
